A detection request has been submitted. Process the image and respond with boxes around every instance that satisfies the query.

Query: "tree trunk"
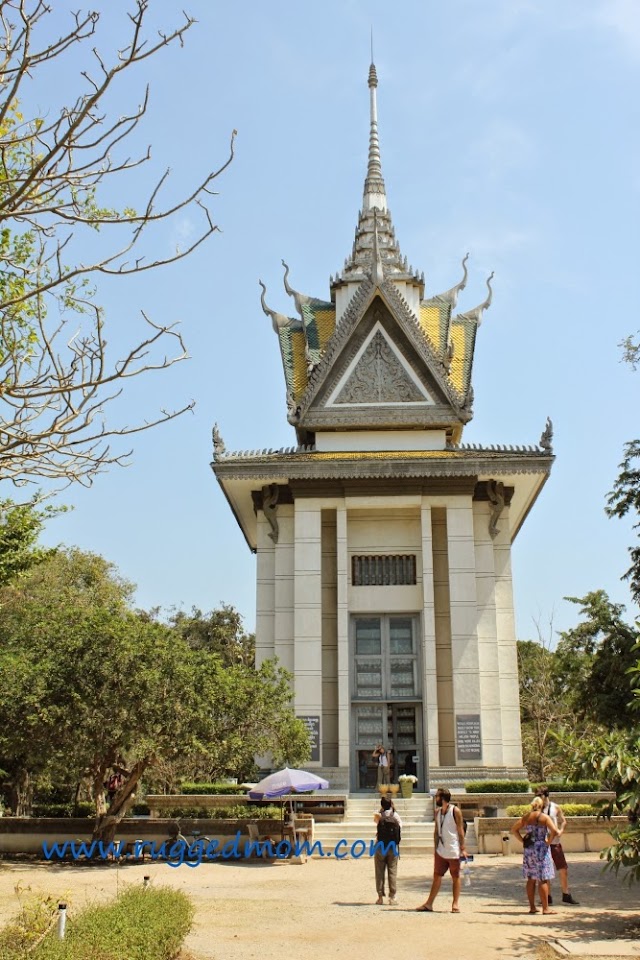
[92,759,149,842]
[10,769,33,817]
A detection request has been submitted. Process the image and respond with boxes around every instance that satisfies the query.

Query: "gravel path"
[0,853,637,960]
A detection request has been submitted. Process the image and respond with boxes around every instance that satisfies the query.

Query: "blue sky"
[29,0,640,640]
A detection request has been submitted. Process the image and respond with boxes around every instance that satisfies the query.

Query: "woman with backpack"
[373,796,402,905]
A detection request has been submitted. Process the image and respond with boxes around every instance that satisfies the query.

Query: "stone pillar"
[473,500,503,765]
[446,497,482,763]
[294,499,323,764]
[336,503,350,769]
[493,506,524,768]
[274,505,295,672]
[420,501,440,772]
[255,513,275,668]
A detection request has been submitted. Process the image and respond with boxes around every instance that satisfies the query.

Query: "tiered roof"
[258,61,496,442]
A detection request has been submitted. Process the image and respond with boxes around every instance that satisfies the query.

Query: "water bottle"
[462,856,472,887]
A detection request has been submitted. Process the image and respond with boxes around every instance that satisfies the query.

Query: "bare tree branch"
[0,1,234,489]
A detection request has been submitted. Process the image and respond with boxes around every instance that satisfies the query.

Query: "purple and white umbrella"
[248,767,329,800]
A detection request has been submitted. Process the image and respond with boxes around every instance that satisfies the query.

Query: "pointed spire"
[363,59,387,213]
[371,209,385,285]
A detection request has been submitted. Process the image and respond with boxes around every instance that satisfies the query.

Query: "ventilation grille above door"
[351,555,417,586]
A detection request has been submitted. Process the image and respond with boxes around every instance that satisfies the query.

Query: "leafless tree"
[0,1,235,490]
[518,613,571,781]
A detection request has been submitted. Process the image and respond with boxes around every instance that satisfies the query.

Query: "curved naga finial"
[459,271,494,325]
[259,280,290,333]
[437,253,469,309]
[211,422,226,459]
[539,416,553,453]
[282,259,312,316]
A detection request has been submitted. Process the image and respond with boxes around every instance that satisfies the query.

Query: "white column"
[420,501,440,770]
[294,499,323,763]
[494,506,524,768]
[336,503,350,769]
[447,498,482,760]
[274,505,295,673]
[255,514,275,667]
[473,501,503,765]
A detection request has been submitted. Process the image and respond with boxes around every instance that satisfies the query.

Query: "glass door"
[351,615,424,792]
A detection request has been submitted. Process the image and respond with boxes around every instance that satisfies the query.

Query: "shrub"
[464,780,530,794]
[34,886,192,960]
[506,803,600,817]
[180,782,246,795]
[163,804,281,820]
[531,780,601,793]
[32,802,94,818]
[129,803,150,817]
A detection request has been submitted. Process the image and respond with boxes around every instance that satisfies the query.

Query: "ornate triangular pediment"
[327,325,434,407]
[296,285,470,435]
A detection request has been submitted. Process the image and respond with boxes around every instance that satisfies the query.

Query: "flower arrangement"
[398,775,418,784]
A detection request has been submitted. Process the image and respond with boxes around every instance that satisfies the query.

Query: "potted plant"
[399,774,417,798]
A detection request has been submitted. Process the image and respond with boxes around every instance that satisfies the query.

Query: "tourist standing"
[537,786,580,905]
[511,796,559,914]
[373,797,402,905]
[416,787,468,913]
[372,744,390,787]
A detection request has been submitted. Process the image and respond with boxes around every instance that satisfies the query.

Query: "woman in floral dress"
[511,796,560,914]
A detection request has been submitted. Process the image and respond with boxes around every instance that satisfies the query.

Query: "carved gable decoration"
[329,326,433,406]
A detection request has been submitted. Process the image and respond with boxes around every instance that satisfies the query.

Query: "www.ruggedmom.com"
[42,834,399,867]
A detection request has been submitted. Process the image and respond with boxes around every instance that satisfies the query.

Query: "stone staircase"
[311,793,479,858]
[312,793,435,857]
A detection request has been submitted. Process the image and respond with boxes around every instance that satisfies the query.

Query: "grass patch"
[0,886,193,960]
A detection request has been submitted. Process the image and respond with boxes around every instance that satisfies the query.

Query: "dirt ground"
[0,853,638,960]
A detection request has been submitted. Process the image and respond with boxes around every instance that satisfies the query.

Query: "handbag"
[522,811,540,849]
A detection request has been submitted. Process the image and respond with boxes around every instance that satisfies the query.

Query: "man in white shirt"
[416,787,467,913]
[537,786,579,905]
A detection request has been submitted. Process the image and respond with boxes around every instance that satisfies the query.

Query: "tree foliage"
[554,591,639,728]
[169,604,255,667]
[607,440,640,606]
[0,498,58,585]
[0,1,235,490]
[0,549,309,836]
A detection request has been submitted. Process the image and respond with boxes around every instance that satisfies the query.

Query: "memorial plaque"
[456,714,482,761]
[300,715,321,762]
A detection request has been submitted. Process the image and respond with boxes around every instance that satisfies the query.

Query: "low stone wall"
[0,817,285,856]
[475,816,626,855]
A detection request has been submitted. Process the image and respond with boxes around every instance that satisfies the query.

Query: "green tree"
[0,498,58,586]
[0,2,234,490]
[517,637,570,781]
[554,591,639,728]
[0,549,309,836]
[169,604,256,667]
[607,440,640,606]
[558,723,640,884]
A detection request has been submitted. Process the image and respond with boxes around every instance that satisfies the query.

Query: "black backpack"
[377,815,401,846]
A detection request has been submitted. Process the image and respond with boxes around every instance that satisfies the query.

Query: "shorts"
[550,843,568,870]
[434,851,461,878]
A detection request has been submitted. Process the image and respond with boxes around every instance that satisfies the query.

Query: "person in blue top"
[511,796,560,914]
